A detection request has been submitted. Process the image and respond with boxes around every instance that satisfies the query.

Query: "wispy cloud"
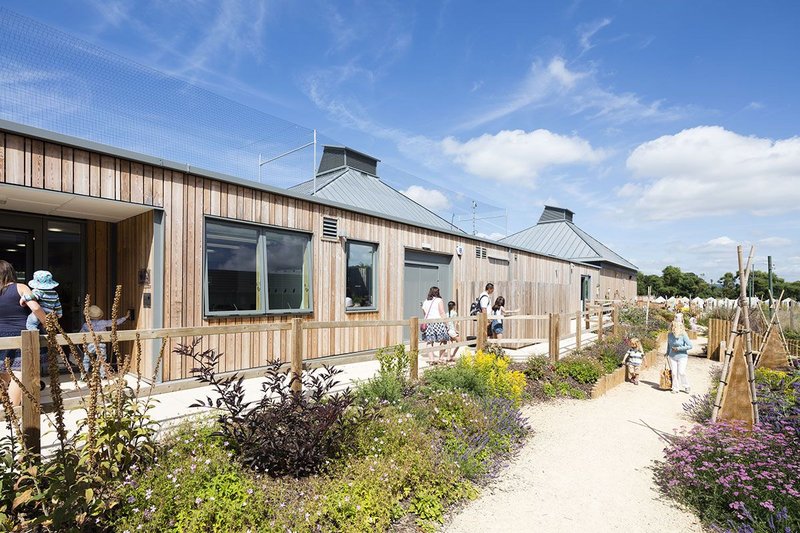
[578,17,611,53]
[459,56,687,130]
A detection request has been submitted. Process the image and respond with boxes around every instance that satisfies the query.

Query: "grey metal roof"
[290,168,463,233]
[501,219,638,271]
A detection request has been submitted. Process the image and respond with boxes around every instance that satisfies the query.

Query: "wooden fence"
[707,317,800,362]
[1,303,618,454]
[708,318,732,361]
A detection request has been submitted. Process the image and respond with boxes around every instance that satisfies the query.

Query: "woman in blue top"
[0,260,47,406]
[667,319,692,394]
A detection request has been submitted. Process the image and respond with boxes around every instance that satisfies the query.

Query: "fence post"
[585,307,591,330]
[21,330,41,455]
[597,308,604,341]
[409,317,419,380]
[290,318,303,394]
[612,306,620,337]
[549,313,560,362]
[477,312,487,352]
[575,310,582,350]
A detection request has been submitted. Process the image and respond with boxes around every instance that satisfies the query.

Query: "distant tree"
[639,266,800,299]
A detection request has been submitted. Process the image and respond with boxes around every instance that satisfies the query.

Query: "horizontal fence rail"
[3,304,620,454]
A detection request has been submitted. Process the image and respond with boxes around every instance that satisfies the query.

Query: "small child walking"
[20,270,62,331]
[446,300,460,362]
[622,337,645,385]
[489,297,519,340]
[79,305,131,379]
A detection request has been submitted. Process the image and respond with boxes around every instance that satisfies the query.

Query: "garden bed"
[1,341,532,532]
[655,362,800,531]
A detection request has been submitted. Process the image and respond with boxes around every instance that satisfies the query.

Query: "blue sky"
[3,0,800,282]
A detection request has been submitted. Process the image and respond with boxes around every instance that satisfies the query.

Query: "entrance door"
[581,275,592,311]
[403,250,453,338]
[0,213,86,332]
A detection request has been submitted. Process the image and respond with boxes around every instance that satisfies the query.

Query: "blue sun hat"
[29,270,59,290]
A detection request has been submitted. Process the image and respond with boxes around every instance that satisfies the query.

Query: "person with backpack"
[469,283,494,316]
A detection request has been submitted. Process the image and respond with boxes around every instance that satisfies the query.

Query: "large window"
[204,219,311,316]
[346,241,377,311]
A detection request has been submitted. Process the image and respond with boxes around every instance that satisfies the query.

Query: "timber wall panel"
[0,133,619,381]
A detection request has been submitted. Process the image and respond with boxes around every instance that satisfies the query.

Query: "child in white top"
[622,337,645,385]
[446,300,459,362]
[489,297,519,340]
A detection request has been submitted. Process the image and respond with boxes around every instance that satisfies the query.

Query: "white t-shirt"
[422,297,444,319]
[479,291,492,313]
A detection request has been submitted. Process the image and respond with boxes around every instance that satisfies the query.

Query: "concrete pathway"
[445,346,716,533]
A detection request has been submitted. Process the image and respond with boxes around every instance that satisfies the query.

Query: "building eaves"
[0,118,603,270]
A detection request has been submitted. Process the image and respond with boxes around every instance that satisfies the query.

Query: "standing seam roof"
[289,168,462,232]
[500,220,637,271]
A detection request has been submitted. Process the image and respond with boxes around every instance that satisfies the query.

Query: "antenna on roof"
[258,129,318,193]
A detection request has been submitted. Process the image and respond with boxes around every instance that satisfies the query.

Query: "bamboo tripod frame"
[710,245,760,425]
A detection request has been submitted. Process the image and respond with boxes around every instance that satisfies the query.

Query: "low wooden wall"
[708,319,731,361]
[590,331,668,399]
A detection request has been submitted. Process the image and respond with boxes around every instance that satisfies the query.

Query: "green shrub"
[357,345,410,404]
[115,424,262,532]
[554,356,603,384]
[424,364,490,397]
[524,356,551,381]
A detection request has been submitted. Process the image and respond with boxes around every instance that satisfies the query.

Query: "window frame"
[345,239,379,313]
[203,216,314,318]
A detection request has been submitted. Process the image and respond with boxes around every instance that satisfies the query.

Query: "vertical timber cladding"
[598,263,637,301]
[1,130,591,381]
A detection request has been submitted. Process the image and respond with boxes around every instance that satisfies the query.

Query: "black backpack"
[468,295,484,316]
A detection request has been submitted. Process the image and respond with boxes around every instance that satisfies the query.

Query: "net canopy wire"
[0,8,507,238]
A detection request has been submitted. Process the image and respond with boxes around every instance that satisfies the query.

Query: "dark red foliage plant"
[178,339,374,478]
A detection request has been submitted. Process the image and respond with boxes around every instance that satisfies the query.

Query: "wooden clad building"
[0,120,634,382]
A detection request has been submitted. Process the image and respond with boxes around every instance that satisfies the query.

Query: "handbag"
[659,357,673,390]
[420,298,434,333]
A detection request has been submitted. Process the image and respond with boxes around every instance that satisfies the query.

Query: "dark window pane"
[265,229,310,311]
[47,221,82,332]
[347,242,376,309]
[206,221,260,313]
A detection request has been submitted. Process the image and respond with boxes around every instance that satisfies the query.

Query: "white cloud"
[578,18,612,53]
[460,56,686,130]
[758,237,791,247]
[625,126,800,220]
[441,129,606,184]
[706,236,737,247]
[401,185,452,212]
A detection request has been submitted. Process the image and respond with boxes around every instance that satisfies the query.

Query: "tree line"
[637,266,800,300]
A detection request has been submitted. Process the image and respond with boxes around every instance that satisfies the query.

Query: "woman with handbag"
[667,319,693,394]
[421,286,449,365]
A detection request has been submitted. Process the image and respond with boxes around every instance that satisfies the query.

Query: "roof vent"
[322,216,339,240]
[317,146,380,176]
[538,205,574,224]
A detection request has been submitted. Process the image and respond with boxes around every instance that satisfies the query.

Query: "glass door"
[0,212,86,333]
[0,228,34,282]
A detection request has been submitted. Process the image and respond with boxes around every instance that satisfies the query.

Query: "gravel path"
[445,351,717,533]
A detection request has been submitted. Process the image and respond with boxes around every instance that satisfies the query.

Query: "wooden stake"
[575,310,582,350]
[477,312,487,352]
[21,330,40,455]
[596,308,604,341]
[290,318,303,394]
[409,317,419,380]
[612,306,620,337]
[549,313,560,362]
